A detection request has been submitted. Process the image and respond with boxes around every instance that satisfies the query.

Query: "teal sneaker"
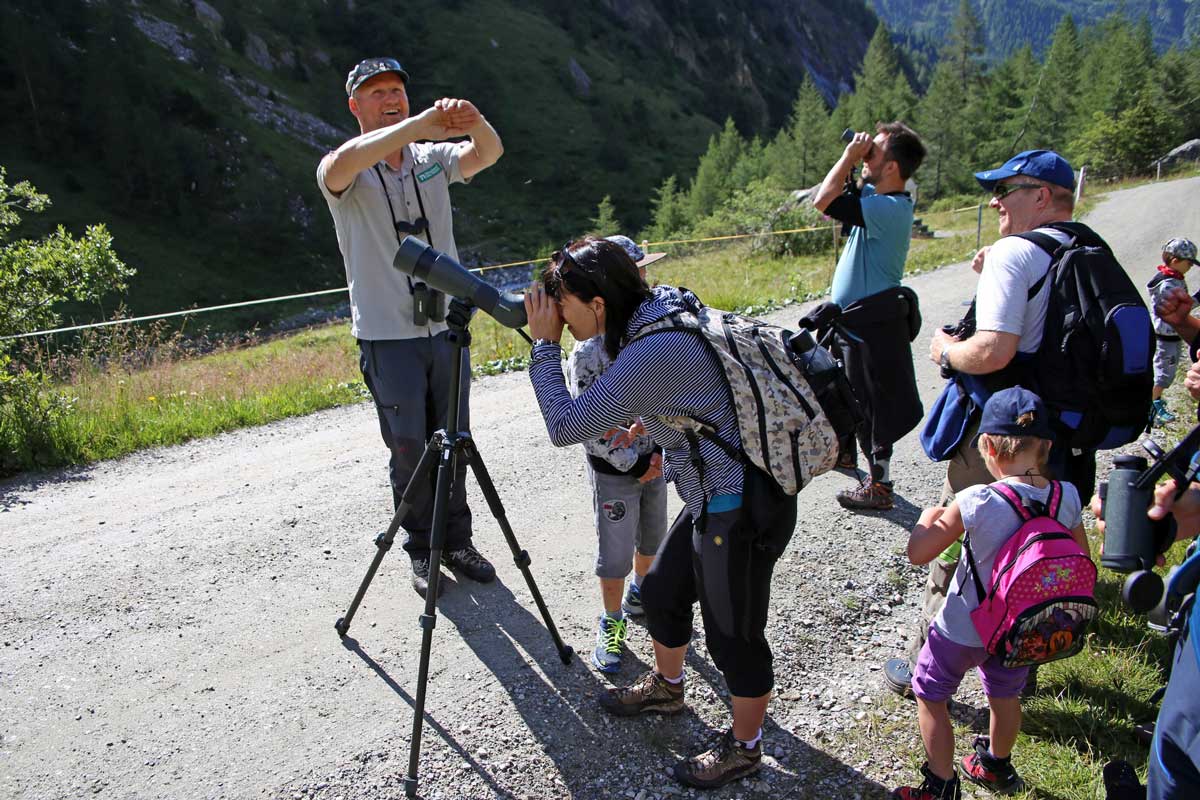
[591,614,628,673]
[1153,399,1176,426]
[621,582,645,616]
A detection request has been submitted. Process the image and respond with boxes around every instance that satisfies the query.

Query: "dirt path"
[3,176,1198,800]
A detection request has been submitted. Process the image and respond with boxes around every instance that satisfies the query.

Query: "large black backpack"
[1015,221,1153,451]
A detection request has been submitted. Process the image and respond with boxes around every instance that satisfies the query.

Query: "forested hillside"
[0,0,877,327]
[638,9,1200,249]
[873,0,1199,59]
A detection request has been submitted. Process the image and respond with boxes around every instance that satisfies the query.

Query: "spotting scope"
[393,236,528,329]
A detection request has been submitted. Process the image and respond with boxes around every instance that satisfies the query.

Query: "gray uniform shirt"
[317,141,466,340]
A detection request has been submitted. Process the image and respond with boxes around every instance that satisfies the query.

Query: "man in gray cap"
[317,57,503,598]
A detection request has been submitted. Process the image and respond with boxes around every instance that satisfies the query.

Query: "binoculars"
[1097,425,1200,613]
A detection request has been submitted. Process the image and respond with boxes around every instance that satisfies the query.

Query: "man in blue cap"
[883,150,1107,697]
[317,58,503,598]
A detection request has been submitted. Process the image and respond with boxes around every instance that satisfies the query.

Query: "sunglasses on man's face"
[992,182,1045,200]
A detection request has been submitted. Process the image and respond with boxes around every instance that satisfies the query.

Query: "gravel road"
[3,176,1199,800]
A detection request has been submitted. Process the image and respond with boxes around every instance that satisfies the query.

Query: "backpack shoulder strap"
[1011,230,1062,299]
[988,481,1033,521]
[1014,229,1063,258]
[1047,480,1064,518]
[961,534,988,601]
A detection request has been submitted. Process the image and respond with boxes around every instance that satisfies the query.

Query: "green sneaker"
[590,614,627,673]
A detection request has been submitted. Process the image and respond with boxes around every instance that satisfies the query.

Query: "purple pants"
[912,625,1029,702]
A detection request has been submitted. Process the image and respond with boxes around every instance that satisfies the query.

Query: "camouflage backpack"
[630,305,857,495]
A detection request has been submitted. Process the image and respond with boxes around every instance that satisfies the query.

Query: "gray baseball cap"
[1164,237,1198,265]
[345,57,410,96]
[604,235,667,268]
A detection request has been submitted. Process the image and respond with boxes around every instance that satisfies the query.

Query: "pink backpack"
[963,481,1098,668]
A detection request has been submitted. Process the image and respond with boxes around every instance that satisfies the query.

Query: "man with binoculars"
[317,57,504,597]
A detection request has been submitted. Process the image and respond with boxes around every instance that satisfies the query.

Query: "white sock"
[661,671,683,685]
[737,728,762,749]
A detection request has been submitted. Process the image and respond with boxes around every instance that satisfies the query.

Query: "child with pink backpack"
[892,387,1096,800]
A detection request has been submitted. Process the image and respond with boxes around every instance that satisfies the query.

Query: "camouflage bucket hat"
[1164,237,1198,265]
[346,57,410,96]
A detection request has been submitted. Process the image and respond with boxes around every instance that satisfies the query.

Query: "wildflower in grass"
[148,395,157,402]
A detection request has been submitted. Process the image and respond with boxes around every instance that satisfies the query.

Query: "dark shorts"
[639,468,796,698]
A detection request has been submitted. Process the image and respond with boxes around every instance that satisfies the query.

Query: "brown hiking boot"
[597,670,685,717]
[837,478,894,511]
[673,729,762,789]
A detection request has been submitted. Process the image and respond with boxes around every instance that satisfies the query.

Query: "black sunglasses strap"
[373,163,415,293]
[410,170,433,249]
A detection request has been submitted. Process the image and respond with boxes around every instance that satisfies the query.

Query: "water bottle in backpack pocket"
[964,480,1098,668]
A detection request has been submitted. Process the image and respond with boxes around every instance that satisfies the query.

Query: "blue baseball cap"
[974,387,1055,444]
[974,150,1076,192]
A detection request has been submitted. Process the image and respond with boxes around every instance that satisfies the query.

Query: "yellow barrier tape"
[8,208,983,338]
[469,222,839,274]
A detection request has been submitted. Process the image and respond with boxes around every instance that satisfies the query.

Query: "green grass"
[5,225,977,474]
[858,366,1199,799]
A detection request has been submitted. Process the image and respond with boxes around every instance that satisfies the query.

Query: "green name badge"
[416,163,444,183]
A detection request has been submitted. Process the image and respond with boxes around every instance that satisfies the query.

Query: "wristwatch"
[531,338,560,348]
[939,348,952,371]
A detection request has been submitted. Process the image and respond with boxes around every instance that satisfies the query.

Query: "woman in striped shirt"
[524,236,797,789]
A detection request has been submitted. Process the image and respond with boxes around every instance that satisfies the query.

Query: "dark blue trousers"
[358,333,473,557]
[1148,623,1200,799]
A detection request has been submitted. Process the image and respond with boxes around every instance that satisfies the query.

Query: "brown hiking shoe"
[597,670,685,717]
[673,729,762,789]
[836,478,894,511]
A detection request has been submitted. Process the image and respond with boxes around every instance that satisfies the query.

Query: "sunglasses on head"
[992,182,1045,200]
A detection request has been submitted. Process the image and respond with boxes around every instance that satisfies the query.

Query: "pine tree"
[687,118,745,220]
[916,58,969,197]
[844,23,916,131]
[589,195,619,237]
[946,0,986,91]
[764,74,835,190]
[642,176,689,243]
[1030,15,1081,150]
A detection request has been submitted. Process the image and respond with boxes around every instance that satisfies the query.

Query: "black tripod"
[334,301,574,798]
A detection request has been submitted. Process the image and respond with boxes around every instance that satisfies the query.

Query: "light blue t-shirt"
[829,184,914,308]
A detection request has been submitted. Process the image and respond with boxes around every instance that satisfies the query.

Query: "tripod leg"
[335,435,442,638]
[404,432,458,797]
[462,438,575,665]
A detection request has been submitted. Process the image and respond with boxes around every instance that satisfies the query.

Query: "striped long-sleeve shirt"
[529,285,743,519]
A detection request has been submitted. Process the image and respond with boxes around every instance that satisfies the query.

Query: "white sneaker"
[621,582,645,616]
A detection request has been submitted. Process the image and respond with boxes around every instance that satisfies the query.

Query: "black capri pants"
[640,468,797,698]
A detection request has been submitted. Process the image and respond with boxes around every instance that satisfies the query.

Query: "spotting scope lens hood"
[393,236,528,329]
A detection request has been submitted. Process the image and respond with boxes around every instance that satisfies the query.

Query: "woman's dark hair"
[541,236,652,359]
